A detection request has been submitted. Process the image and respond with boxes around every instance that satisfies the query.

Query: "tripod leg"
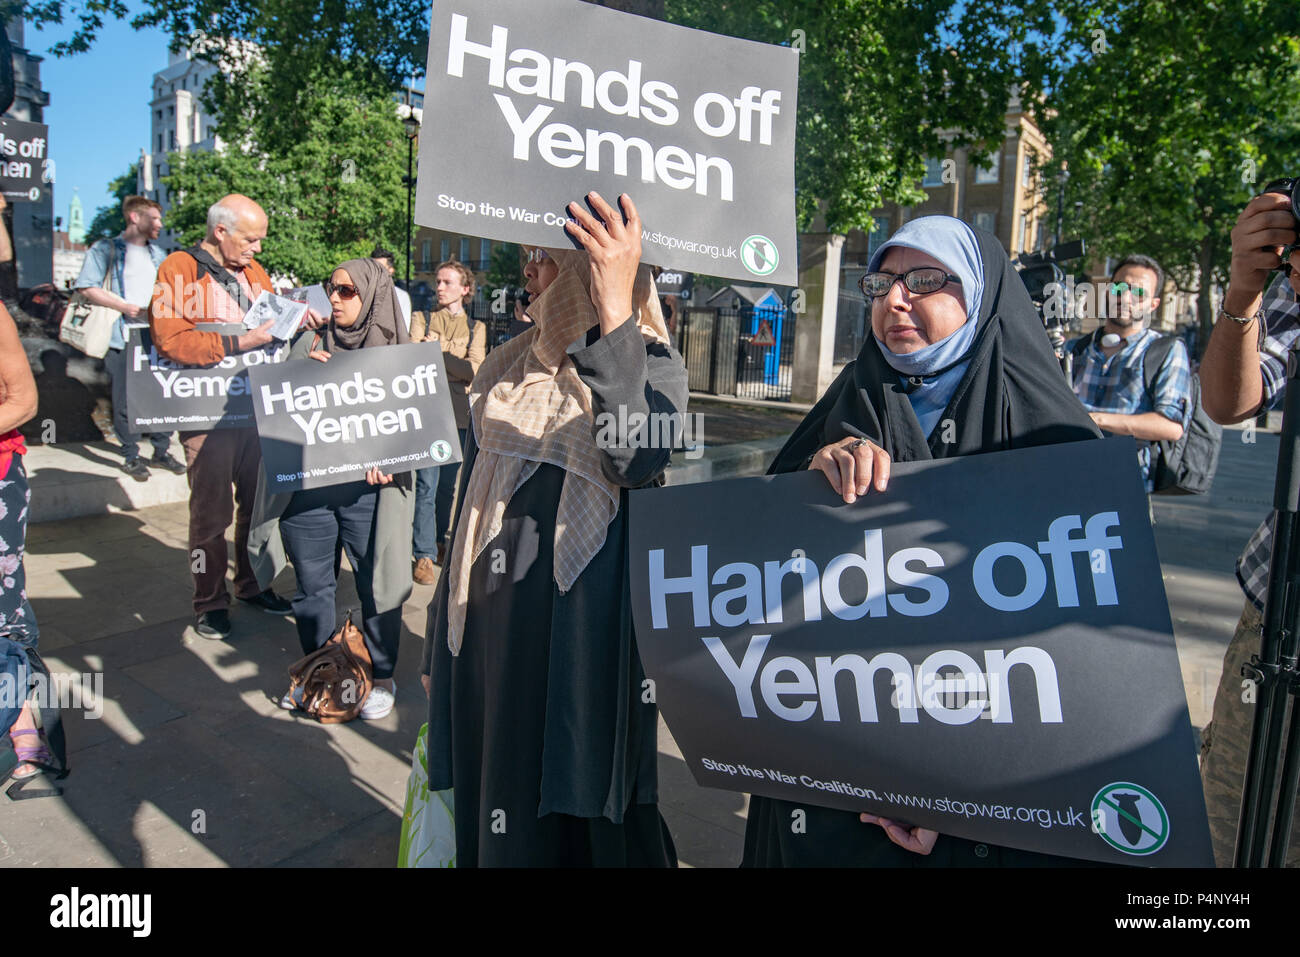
[1268,688,1300,866]
[1236,512,1300,865]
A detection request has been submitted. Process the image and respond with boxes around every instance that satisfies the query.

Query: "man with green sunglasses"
[1065,253,1191,492]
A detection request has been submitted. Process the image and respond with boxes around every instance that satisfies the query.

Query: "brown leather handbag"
[284,611,373,723]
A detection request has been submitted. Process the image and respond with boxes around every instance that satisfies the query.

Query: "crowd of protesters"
[2,173,1298,869]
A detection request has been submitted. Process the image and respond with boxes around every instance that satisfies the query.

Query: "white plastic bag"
[398,723,456,868]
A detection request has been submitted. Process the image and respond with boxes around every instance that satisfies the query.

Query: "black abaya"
[743,226,1105,868]
[421,317,686,867]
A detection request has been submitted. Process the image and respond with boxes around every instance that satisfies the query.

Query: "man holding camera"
[1198,187,1300,866]
[1067,255,1191,490]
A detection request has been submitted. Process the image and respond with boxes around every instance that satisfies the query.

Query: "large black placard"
[124,327,291,433]
[629,437,1212,866]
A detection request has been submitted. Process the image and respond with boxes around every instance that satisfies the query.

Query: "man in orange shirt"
[149,193,310,640]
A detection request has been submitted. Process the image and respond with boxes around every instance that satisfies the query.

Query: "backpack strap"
[1139,334,1180,404]
[1067,328,1101,383]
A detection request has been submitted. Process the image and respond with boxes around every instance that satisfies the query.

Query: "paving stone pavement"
[0,426,1276,868]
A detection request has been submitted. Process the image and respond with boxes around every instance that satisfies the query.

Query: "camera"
[1013,238,1086,331]
[1264,177,1300,225]
[1263,178,1300,274]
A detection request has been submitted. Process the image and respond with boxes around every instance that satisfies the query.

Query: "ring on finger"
[849,438,867,450]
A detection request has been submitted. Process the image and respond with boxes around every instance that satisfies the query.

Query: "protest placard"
[0,117,51,203]
[247,341,461,492]
[415,0,798,285]
[628,437,1213,866]
[124,327,291,433]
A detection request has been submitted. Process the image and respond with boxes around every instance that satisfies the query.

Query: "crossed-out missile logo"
[741,235,779,277]
[1091,782,1169,855]
[430,440,452,463]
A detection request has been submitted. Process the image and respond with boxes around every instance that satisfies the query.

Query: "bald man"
[149,194,304,639]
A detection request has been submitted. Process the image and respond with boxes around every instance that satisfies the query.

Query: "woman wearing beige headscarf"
[419,192,688,866]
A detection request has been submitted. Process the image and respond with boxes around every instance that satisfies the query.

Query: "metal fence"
[676,305,797,401]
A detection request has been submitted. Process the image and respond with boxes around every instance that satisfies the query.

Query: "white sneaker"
[279,685,304,711]
[360,681,395,720]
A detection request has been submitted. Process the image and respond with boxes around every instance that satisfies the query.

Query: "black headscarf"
[769,226,1101,473]
[323,258,411,352]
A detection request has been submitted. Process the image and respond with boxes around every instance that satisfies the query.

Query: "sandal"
[8,727,52,780]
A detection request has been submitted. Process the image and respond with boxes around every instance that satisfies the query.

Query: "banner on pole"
[0,117,51,203]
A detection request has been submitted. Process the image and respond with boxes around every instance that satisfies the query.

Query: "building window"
[974,159,999,185]
[866,216,890,259]
[973,211,996,234]
[421,239,432,267]
[440,239,450,262]
[1019,212,1032,252]
[922,157,944,188]
[157,133,163,151]
[155,109,162,121]
[479,239,490,263]
[181,77,186,90]
[1021,150,1035,188]
[459,238,470,262]
[169,130,176,150]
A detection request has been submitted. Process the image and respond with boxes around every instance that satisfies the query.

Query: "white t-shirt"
[122,244,157,309]
[395,287,413,332]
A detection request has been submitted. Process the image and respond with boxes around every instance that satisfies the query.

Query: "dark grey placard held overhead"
[415,0,798,286]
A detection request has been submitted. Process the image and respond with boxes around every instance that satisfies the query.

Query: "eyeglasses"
[525,248,552,265]
[859,267,962,300]
[324,281,360,300]
[1110,281,1152,298]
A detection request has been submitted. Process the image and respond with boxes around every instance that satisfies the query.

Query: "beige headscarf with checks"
[444,248,670,654]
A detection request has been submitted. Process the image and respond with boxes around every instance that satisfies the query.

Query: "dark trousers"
[279,481,400,680]
[413,427,466,557]
[181,427,263,615]
[104,344,171,460]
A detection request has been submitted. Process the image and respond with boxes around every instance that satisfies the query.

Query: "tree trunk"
[1196,235,1217,360]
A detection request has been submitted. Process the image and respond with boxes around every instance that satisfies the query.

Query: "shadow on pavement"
[6,505,429,867]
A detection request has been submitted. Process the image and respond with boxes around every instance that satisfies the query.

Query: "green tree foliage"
[162,81,409,283]
[1018,0,1300,342]
[84,162,138,240]
[486,242,524,293]
[664,0,1025,234]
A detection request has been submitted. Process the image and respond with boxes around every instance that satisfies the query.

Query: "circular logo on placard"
[429,440,452,463]
[27,187,40,201]
[740,235,779,277]
[1091,782,1169,855]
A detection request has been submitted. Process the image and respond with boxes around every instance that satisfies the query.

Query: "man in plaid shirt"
[1067,255,1191,491]
[1198,188,1300,866]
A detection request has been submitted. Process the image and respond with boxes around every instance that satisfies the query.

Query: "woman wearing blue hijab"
[742,215,1102,867]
